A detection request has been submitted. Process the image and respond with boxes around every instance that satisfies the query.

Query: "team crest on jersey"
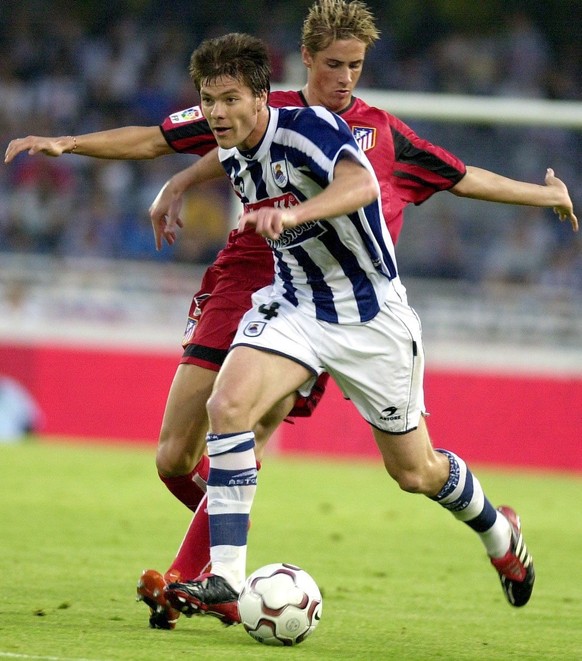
[243,321,266,337]
[169,106,203,124]
[271,160,289,188]
[352,126,376,152]
[234,177,245,198]
[182,317,197,346]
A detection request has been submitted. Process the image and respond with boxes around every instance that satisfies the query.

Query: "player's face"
[301,38,366,113]
[200,75,269,150]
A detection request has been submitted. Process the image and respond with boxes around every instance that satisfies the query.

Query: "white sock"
[434,449,512,557]
[206,431,257,591]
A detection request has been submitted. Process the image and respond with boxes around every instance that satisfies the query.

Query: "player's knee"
[206,389,246,430]
[156,439,197,477]
[393,470,426,494]
[385,463,432,495]
[156,448,184,477]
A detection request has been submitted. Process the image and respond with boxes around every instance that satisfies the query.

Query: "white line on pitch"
[0,653,100,661]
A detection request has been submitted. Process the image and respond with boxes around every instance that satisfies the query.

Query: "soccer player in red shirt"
[4,0,576,630]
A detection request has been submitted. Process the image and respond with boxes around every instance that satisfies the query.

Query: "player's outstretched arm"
[4,126,172,163]
[451,165,578,232]
[150,148,224,250]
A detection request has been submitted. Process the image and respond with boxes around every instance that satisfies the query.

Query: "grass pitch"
[1,439,581,660]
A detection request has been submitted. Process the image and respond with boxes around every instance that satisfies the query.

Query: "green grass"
[1,439,581,660]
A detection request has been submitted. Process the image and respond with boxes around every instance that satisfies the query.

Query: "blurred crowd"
[0,0,581,293]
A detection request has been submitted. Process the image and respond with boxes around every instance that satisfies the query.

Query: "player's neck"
[302,85,326,108]
[301,85,352,114]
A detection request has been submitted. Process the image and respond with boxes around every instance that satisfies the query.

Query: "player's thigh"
[209,346,312,432]
[321,301,425,433]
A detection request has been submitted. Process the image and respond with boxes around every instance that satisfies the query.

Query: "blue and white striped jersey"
[218,106,400,324]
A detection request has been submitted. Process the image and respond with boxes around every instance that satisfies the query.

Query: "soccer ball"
[238,563,323,646]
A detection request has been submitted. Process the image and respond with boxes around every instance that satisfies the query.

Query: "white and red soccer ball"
[238,563,323,646]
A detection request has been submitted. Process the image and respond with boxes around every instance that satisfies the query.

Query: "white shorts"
[231,283,425,433]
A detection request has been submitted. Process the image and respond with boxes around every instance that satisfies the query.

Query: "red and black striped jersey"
[160,106,217,156]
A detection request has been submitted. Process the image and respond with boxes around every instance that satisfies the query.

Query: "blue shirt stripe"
[317,221,380,321]
[288,244,338,322]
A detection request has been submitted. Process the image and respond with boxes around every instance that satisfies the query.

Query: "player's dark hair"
[189,33,271,96]
[302,0,380,53]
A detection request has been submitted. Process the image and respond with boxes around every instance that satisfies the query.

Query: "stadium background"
[0,0,580,469]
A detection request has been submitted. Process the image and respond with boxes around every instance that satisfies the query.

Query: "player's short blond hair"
[301,0,380,53]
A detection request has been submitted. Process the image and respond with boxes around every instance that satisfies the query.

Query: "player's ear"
[301,45,312,69]
[256,91,268,111]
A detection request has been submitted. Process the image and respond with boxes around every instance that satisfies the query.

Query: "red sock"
[159,455,209,512]
[167,494,210,581]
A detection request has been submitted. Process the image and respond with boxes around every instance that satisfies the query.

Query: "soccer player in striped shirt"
[161,31,539,626]
[5,0,576,629]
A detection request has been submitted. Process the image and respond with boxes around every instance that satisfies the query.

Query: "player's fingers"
[153,224,163,251]
[555,208,579,232]
[164,222,180,240]
[257,214,279,239]
[238,212,256,232]
[164,229,176,246]
[4,142,22,163]
[150,208,168,250]
[164,197,180,229]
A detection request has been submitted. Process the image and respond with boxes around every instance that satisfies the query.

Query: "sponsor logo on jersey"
[243,321,267,337]
[169,106,203,124]
[352,126,376,152]
[245,191,299,213]
[245,192,326,248]
[269,220,325,249]
[271,160,289,188]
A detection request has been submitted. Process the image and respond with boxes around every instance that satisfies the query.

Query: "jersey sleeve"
[389,115,466,205]
[159,106,217,156]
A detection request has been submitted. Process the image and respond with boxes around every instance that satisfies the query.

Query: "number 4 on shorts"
[258,302,280,320]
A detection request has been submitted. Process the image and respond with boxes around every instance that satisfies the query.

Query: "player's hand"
[149,179,185,250]
[546,168,578,232]
[238,208,297,240]
[4,136,67,163]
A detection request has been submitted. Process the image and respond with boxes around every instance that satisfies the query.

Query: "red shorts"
[179,259,328,418]
[180,261,272,371]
